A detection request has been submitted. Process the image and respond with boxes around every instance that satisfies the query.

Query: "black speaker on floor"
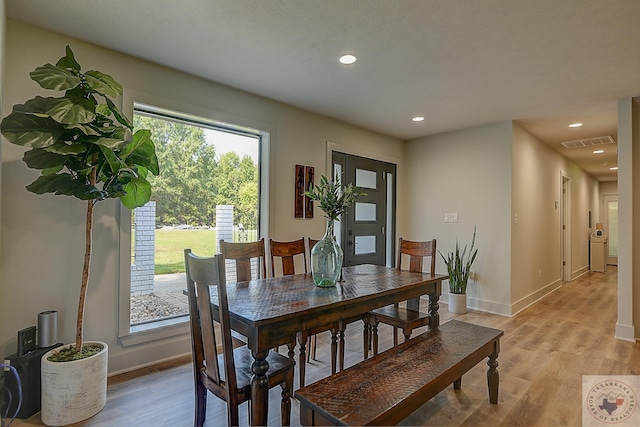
[1,343,63,419]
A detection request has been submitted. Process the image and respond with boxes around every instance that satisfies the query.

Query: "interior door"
[333,152,396,267]
[602,195,618,265]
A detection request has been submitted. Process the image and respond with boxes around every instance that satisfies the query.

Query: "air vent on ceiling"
[560,135,615,149]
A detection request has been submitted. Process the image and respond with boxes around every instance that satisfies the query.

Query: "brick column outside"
[131,201,156,295]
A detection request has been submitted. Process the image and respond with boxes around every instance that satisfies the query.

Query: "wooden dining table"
[215,263,448,426]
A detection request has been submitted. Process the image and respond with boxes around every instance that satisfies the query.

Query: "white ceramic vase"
[449,293,467,314]
[41,341,108,426]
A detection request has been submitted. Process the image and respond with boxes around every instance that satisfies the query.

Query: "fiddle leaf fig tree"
[0,46,159,358]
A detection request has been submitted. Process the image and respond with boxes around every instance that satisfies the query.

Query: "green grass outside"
[154,229,217,274]
[152,228,258,274]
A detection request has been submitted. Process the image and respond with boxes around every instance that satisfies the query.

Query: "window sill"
[119,315,189,347]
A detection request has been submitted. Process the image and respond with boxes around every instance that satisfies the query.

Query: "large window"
[124,104,262,335]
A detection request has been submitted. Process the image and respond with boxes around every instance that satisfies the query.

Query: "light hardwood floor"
[14,266,638,426]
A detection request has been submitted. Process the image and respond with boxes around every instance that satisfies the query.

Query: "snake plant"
[439,227,478,294]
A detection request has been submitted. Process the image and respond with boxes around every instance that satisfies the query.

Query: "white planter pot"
[449,293,467,314]
[41,341,108,426]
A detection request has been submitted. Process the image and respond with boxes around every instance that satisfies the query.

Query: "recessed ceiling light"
[339,54,357,65]
[569,122,583,128]
[593,150,604,154]
[610,166,619,170]
[412,116,425,122]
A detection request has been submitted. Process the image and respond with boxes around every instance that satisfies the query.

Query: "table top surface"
[219,264,447,324]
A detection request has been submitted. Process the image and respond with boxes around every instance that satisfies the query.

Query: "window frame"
[117,92,271,347]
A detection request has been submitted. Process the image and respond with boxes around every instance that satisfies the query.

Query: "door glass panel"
[355,202,376,221]
[355,235,376,255]
[333,163,342,246]
[355,169,377,189]
[607,200,618,257]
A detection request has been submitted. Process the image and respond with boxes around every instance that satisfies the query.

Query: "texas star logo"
[587,380,637,423]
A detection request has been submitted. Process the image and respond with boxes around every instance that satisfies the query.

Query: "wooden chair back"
[308,237,320,252]
[397,238,437,274]
[307,237,321,274]
[219,238,266,281]
[184,249,239,419]
[270,237,307,276]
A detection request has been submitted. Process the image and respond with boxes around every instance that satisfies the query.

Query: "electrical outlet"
[444,213,458,223]
[3,359,10,371]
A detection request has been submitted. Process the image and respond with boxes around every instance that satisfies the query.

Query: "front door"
[332,152,396,267]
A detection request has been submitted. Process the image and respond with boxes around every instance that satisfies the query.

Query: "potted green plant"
[0,46,159,425]
[439,227,477,314]
[304,174,365,287]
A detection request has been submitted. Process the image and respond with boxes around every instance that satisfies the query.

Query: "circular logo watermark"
[587,380,637,424]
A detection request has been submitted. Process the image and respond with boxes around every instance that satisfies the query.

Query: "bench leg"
[453,377,462,390]
[487,345,500,404]
[299,405,313,426]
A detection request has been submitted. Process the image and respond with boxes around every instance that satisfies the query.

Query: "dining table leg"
[428,287,441,328]
[250,349,270,426]
[297,332,308,387]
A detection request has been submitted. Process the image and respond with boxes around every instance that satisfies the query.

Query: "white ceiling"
[7,0,640,182]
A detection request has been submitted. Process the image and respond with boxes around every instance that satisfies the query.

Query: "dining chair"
[269,237,339,387]
[184,249,294,427]
[369,238,436,355]
[307,237,370,371]
[218,238,266,282]
[270,237,308,277]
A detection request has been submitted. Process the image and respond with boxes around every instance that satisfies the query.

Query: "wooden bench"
[294,320,504,426]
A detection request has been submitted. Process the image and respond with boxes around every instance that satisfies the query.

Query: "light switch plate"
[444,213,458,223]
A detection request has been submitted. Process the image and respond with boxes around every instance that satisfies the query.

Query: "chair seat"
[224,346,296,391]
[370,304,430,329]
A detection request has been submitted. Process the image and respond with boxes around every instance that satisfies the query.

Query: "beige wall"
[511,123,598,312]
[600,181,618,196]
[511,123,563,309]
[404,121,513,315]
[405,121,599,317]
[0,21,404,372]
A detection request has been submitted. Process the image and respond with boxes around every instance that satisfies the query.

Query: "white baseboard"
[615,322,636,342]
[108,351,191,377]
[510,279,562,316]
[440,293,512,316]
[571,265,590,280]
[442,279,562,317]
